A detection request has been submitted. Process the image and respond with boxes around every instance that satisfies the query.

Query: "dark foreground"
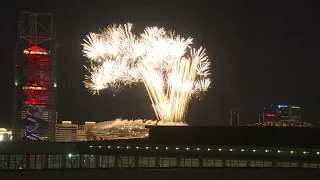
[1,168,320,180]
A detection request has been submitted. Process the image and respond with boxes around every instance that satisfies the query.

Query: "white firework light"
[82,23,211,124]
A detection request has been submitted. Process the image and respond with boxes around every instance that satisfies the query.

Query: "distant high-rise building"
[77,122,96,141]
[77,125,86,141]
[56,121,96,142]
[55,121,77,142]
[260,104,301,122]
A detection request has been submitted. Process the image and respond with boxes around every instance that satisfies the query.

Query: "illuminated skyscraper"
[13,12,57,140]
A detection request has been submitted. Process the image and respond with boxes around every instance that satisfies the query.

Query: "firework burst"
[82,23,211,124]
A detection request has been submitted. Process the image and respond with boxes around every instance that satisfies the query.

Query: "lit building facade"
[56,121,96,142]
[0,128,13,141]
[55,121,78,142]
[77,122,96,141]
[260,104,301,122]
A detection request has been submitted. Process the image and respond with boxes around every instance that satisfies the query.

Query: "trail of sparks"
[82,23,211,124]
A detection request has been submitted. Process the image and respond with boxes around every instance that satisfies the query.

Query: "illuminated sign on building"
[262,104,301,121]
[266,114,275,117]
[278,105,289,108]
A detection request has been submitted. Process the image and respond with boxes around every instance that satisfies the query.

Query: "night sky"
[1,0,319,126]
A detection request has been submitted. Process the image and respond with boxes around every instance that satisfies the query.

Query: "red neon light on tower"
[23,46,51,105]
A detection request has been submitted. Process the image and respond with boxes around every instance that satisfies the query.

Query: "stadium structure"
[13,11,58,141]
[86,119,157,141]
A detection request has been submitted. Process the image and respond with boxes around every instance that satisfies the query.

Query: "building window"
[82,155,96,168]
[303,162,319,168]
[120,156,135,167]
[238,160,246,167]
[263,161,272,167]
[277,161,300,167]
[250,160,264,167]
[66,154,79,168]
[160,157,177,167]
[203,159,223,167]
[29,155,36,169]
[290,162,298,167]
[35,155,45,169]
[278,161,290,167]
[180,158,199,167]
[0,155,7,169]
[224,160,246,167]
[100,156,115,168]
[49,155,62,168]
[139,157,155,167]
[6,154,24,169]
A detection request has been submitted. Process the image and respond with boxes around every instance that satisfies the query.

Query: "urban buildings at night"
[243,104,312,127]
[0,128,13,141]
[77,122,96,141]
[260,104,301,122]
[55,121,78,142]
[2,9,320,180]
[55,121,96,142]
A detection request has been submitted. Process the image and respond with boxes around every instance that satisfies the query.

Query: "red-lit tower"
[13,12,57,141]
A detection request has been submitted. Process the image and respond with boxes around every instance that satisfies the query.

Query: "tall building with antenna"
[13,12,58,141]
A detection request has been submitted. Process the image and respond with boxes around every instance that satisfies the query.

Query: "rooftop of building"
[147,125,320,148]
[243,120,313,127]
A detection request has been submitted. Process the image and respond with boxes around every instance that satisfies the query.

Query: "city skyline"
[1,0,320,126]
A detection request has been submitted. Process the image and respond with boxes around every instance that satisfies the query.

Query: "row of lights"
[90,146,320,155]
